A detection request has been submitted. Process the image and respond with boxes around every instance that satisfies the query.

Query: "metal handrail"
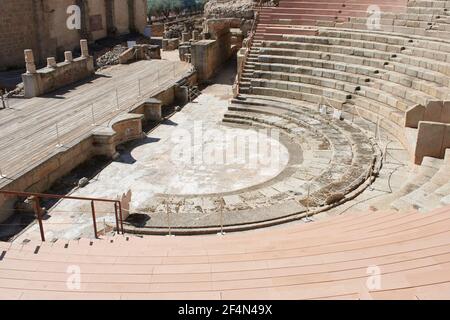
[0,190,124,241]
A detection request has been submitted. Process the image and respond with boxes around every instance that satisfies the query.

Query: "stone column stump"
[144,98,163,121]
[80,39,89,58]
[64,51,73,63]
[47,57,57,68]
[24,49,36,74]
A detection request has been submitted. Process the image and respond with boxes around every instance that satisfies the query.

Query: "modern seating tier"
[256,0,450,41]
[1,204,450,299]
[321,0,450,37]
[258,0,408,28]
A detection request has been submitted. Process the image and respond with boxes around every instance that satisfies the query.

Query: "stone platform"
[0,60,191,186]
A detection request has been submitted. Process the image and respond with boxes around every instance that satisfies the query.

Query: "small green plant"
[147,0,206,19]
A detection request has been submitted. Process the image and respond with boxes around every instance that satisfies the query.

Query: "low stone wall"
[0,137,95,223]
[162,38,180,51]
[22,40,95,98]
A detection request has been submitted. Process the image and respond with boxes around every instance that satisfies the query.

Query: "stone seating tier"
[117,94,381,233]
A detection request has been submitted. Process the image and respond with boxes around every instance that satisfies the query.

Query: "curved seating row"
[120,94,380,232]
[1,204,450,299]
[237,0,450,213]
[241,23,450,146]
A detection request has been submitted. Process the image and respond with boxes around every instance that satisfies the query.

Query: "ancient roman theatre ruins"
[0,0,450,299]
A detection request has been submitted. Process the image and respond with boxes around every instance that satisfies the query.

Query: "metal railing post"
[115,89,120,110]
[118,201,124,235]
[303,181,313,223]
[113,202,120,234]
[90,200,98,239]
[138,79,142,99]
[306,182,311,213]
[0,190,130,239]
[55,123,62,147]
[217,197,225,236]
[32,196,45,242]
[103,218,107,237]
[91,104,96,126]
[165,200,172,236]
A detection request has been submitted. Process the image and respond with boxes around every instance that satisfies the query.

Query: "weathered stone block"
[144,98,162,121]
[47,57,57,68]
[405,104,425,128]
[80,39,89,57]
[442,125,450,157]
[181,32,191,43]
[415,121,447,164]
[191,39,226,81]
[64,51,73,63]
[119,48,136,64]
[424,100,443,123]
[192,30,200,41]
[442,101,450,124]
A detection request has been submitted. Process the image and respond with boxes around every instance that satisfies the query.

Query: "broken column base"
[143,98,163,121]
[119,45,161,64]
[162,38,180,51]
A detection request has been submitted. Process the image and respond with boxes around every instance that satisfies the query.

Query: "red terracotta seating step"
[1,206,450,299]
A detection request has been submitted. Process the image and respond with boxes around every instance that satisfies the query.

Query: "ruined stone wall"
[114,0,131,34]
[0,0,40,70]
[46,0,81,59]
[133,0,148,34]
[86,0,108,40]
[0,0,148,70]
[191,38,229,81]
